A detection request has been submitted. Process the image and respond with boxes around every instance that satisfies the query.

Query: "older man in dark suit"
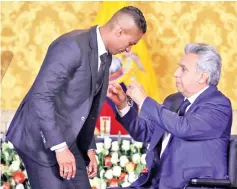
[6,6,146,189]
[108,43,232,189]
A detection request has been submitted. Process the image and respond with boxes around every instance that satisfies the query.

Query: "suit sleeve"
[141,97,232,141]
[88,136,96,150]
[116,106,158,142]
[31,40,82,149]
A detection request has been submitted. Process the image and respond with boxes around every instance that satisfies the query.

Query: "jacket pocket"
[183,166,213,180]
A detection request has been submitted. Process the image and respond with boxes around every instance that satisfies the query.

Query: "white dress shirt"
[118,86,209,157]
[50,26,107,152]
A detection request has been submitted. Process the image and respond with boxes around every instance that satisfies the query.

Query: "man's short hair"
[118,6,147,33]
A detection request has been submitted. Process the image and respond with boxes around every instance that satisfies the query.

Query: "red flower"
[119,172,127,182]
[3,182,11,189]
[13,171,26,184]
[142,167,148,173]
[109,178,119,187]
[104,156,112,167]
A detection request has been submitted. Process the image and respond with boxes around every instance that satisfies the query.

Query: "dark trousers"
[16,142,91,189]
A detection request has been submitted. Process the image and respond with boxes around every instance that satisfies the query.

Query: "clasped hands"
[107,81,148,109]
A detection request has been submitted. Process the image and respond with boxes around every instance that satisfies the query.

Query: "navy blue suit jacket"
[6,26,111,166]
[117,86,232,188]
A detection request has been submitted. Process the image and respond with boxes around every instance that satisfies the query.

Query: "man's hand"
[56,147,76,180]
[87,150,97,178]
[107,82,127,110]
[126,81,148,106]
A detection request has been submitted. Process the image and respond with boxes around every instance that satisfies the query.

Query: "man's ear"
[199,72,209,84]
[115,27,124,37]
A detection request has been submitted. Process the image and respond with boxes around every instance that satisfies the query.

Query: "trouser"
[16,142,91,189]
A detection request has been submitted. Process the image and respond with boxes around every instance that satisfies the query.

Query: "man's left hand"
[87,150,98,178]
[126,81,148,106]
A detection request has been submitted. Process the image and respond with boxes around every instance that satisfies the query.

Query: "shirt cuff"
[88,149,96,152]
[50,142,67,151]
[116,104,130,117]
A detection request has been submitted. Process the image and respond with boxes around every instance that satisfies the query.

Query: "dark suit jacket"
[6,26,111,166]
[117,86,232,189]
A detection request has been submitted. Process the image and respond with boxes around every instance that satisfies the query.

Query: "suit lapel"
[88,26,99,95]
[161,87,217,160]
[185,86,217,116]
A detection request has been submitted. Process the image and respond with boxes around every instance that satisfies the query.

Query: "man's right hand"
[107,82,127,110]
[56,147,76,180]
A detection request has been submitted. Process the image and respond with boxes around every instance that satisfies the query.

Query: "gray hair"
[185,43,222,86]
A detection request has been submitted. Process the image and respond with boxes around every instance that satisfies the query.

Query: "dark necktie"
[98,53,109,77]
[178,99,191,116]
[96,53,110,91]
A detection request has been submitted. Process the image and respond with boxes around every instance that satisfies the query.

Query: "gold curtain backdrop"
[1,1,237,109]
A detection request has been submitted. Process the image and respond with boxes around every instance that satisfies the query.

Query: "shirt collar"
[96,26,107,57]
[185,85,209,104]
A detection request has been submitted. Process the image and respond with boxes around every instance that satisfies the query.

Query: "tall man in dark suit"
[6,6,147,189]
[107,43,232,189]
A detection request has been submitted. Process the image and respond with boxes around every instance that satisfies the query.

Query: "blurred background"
[1,1,237,135]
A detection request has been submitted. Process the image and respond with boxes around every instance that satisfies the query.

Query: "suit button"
[81,117,85,121]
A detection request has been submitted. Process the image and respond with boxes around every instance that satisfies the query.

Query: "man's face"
[174,53,203,97]
[109,27,144,55]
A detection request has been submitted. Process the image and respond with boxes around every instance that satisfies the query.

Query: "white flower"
[2,143,9,151]
[3,151,9,161]
[23,170,28,178]
[102,149,109,156]
[100,169,105,179]
[122,181,131,187]
[112,165,121,177]
[11,179,16,186]
[96,143,104,154]
[122,140,130,151]
[15,155,20,162]
[104,169,113,179]
[100,180,107,189]
[141,154,146,165]
[111,152,119,165]
[120,155,129,167]
[130,144,136,153]
[111,141,119,151]
[93,177,101,189]
[122,175,131,187]
[16,184,24,189]
[9,160,20,172]
[104,137,112,150]
[1,165,10,175]
[7,141,14,149]
[132,153,141,164]
[89,178,94,187]
[133,141,143,149]
[128,172,138,183]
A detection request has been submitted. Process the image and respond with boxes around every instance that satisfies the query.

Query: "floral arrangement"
[90,136,147,189]
[1,136,147,189]
[1,142,30,189]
